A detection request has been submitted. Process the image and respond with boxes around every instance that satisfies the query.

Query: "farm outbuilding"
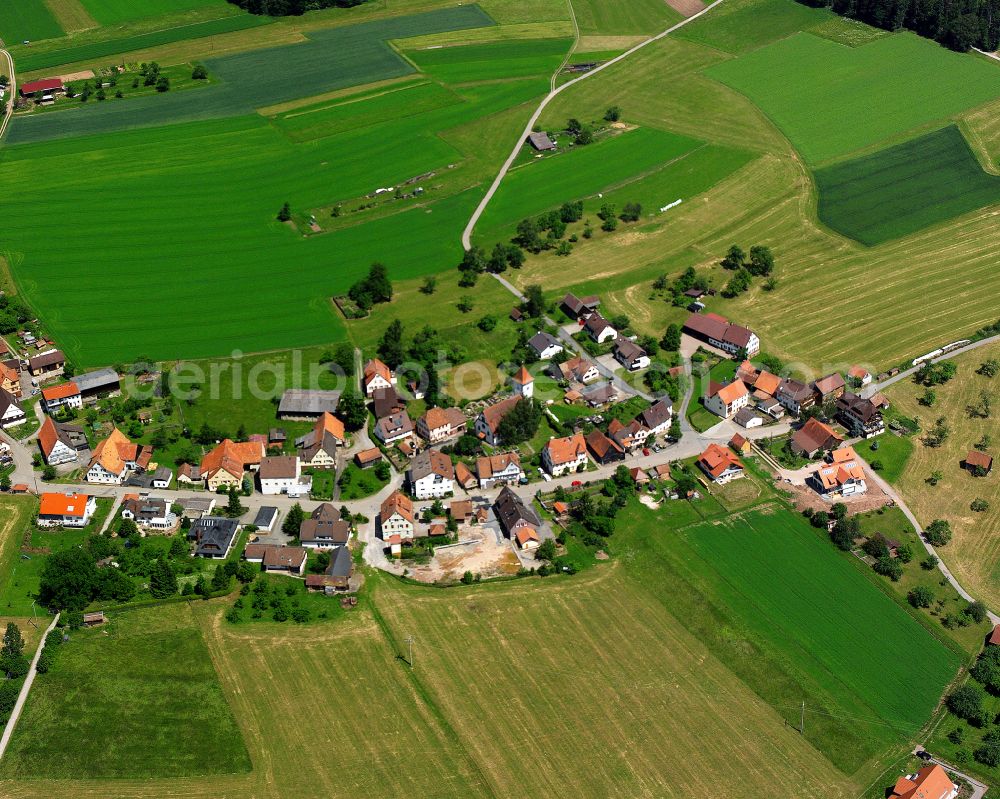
[526,131,556,151]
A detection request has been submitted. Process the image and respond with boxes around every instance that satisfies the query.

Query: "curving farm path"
[0,43,15,142]
[460,0,726,250]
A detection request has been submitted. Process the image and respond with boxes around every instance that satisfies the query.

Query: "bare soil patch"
[408,527,520,582]
[666,0,707,17]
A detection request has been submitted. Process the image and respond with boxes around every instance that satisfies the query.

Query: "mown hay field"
[706,31,1000,165]
[0,603,251,780]
[571,0,680,36]
[0,0,63,44]
[815,125,1000,245]
[886,342,1000,611]
[78,0,230,27]
[376,567,856,798]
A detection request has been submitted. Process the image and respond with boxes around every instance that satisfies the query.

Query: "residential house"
[416,406,467,443]
[37,492,96,528]
[812,373,846,403]
[965,450,993,475]
[87,428,150,484]
[848,365,873,387]
[639,398,673,438]
[585,428,625,465]
[730,433,752,455]
[362,358,395,396]
[614,338,650,372]
[776,379,815,416]
[682,313,760,358]
[189,517,241,559]
[812,447,867,496]
[528,332,563,360]
[511,365,533,399]
[277,389,342,420]
[790,418,843,459]
[258,455,305,496]
[476,452,524,489]
[0,361,20,399]
[697,443,744,484]
[0,389,25,429]
[628,467,650,487]
[474,395,522,446]
[27,349,65,379]
[125,466,172,490]
[177,463,202,484]
[380,491,415,541]
[542,433,588,476]
[374,410,414,445]
[299,503,351,549]
[200,439,264,491]
[556,356,600,385]
[407,449,455,499]
[40,381,82,413]
[354,447,383,469]
[493,486,542,548]
[890,765,958,799]
[836,392,885,438]
[38,416,87,465]
[262,545,308,576]
[372,386,406,419]
[704,380,750,419]
[121,496,176,532]
[581,381,619,408]
[608,418,648,452]
[734,407,763,428]
[296,412,344,469]
[561,293,600,320]
[177,496,216,519]
[584,313,617,344]
[305,546,354,593]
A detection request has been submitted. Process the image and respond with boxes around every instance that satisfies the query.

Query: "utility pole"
[404,635,414,668]
[800,701,805,735]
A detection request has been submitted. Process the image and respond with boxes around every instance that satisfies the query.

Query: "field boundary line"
[0,612,59,761]
[460,0,727,249]
[0,47,15,142]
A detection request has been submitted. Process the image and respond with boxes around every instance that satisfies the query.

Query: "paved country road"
[0,44,14,141]
[460,0,727,250]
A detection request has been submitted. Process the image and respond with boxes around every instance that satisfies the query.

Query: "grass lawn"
[706,32,1000,165]
[0,602,251,779]
[686,401,720,433]
[615,501,963,773]
[0,0,63,44]
[854,431,914,484]
[815,125,1000,245]
[337,462,389,500]
[307,468,335,501]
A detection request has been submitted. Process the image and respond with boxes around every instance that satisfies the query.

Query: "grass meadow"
[0,603,251,780]
[815,125,1000,245]
[675,0,830,54]
[571,0,680,35]
[706,32,1000,165]
[0,0,63,44]
[403,37,571,83]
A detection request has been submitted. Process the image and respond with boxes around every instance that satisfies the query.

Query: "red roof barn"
[20,78,64,97]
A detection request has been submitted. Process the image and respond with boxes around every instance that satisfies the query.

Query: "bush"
[925,519,953,546]
[192,64,208,79]
[908,586,934,608]
[873,556,903,581]
[976,742,1000,767]
[948,684,985,723]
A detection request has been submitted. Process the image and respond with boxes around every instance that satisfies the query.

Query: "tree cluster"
[226,0,367,15]
[796,0,1000,52]
[348,262,392,312]
[915,360,957,386]
[719,244,774,298]
[496,398,542,445]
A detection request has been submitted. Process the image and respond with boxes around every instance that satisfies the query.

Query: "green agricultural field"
[571,0,680,35]
[404,37,571,83]
[815,125,1000,245]
[0,0,63,45]
[706,32,1000,164]
[475,127,702,241]
[615,502,962,773]
[79,0,229,26]
[7,4,496,144]
[0,603,251,780]
[12,12,273,73]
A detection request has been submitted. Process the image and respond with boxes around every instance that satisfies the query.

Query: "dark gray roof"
[0,388,23,416]
[526,131,556,150]
[528,331,562,354]
[191,517,239,556]
[278,389,342,416]
[74,368,120,395]
[329,545,352,578]
[492,486,540,535]
[253,506,278,528]
[837,392,881,422]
